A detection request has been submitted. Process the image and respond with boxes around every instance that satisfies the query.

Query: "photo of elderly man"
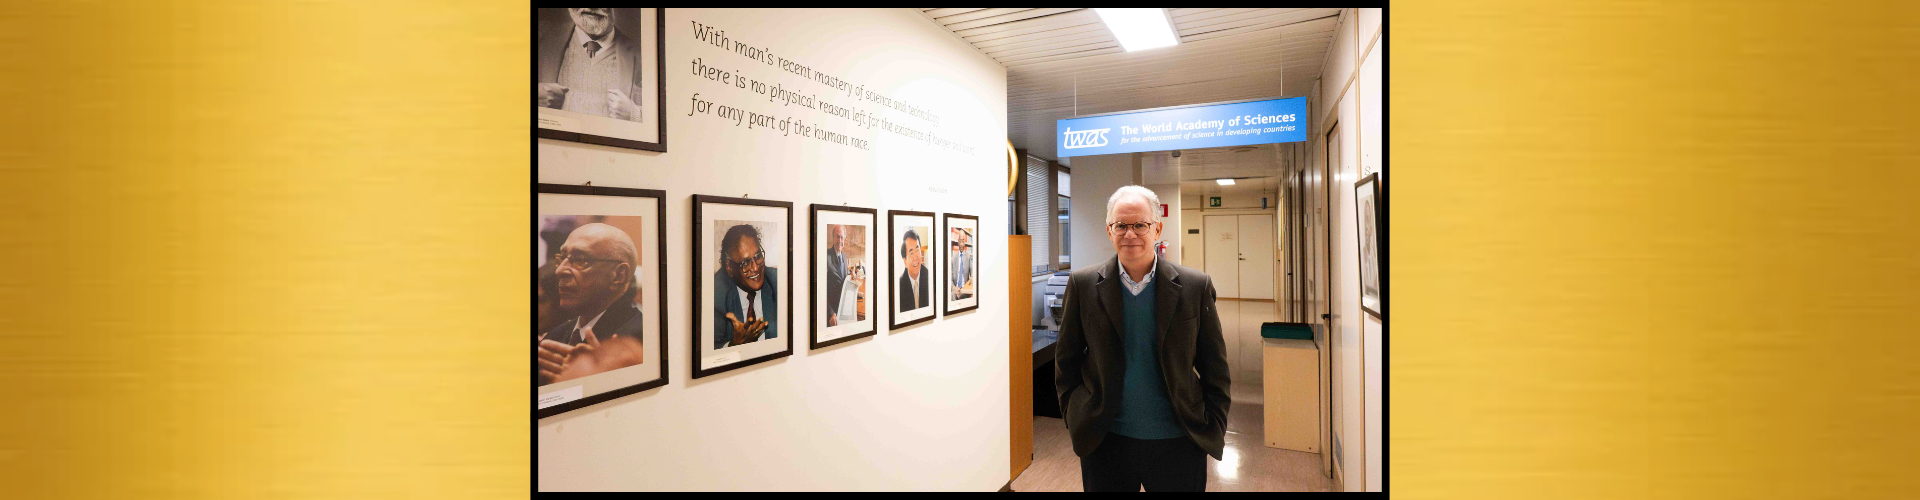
[536,8,645,122]
[713,222,779,349]
[536,218,647,386]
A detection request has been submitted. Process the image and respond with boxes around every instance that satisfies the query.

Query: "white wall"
[1066,153,1138,271]
[536,8,1009,491]
[1314,7,1383,492]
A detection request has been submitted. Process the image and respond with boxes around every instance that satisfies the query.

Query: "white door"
[1203,215,1241,298]
[1236,214,1276,300]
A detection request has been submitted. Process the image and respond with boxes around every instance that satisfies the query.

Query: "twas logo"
[1061,127,1110,149]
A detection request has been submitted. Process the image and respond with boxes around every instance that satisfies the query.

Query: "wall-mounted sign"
[1209,196,1222,207]
[1055,97,1307,158]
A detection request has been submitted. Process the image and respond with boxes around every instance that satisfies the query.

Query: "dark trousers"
[1079,433,1207,492]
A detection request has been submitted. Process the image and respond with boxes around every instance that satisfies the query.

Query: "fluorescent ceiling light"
[1216,178,1236,186]
[1095,8,1179,52]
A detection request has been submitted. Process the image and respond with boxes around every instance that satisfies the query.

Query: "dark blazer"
[712,268,779,349]
[825,248,848,316]
[1054,256,1231,460]
[540,285,644,347]
[535,9,645,106]
[898,264,930,311]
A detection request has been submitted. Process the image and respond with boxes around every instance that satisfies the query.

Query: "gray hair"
[1104,185,1162,225]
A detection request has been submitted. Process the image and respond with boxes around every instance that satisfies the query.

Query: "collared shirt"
[570,307,609,342]
[1118,255,1158,296]
[568,26,616,58]
[734,284,765,323]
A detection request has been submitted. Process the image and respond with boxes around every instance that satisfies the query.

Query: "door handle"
[1321,313,1331,320]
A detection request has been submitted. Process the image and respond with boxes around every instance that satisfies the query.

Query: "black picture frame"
[942,213,981,316]
[692,195,794,379]
[535,183,669,419]
[1355,172,1383,319]
[534,8,669,152]
[887,210,939,331]
[809,204,879,350]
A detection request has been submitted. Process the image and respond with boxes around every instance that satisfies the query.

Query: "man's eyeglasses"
[553,251,622,270]
[726,250,767,269]
[1107,221,1158,236]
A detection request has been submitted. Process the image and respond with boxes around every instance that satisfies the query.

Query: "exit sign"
[1209,196,1222,207]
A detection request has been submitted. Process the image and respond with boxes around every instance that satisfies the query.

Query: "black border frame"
[534,8,669,153]
[691,195,795,379]
[887,210,939,331]
[809,204,880,350]
[1355,172,1383,319]
[534,183,670,420]
[941,212,981,316]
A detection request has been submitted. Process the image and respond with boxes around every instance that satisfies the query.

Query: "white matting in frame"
[888,210,937,331]
[692,195,793,378]
[811,205,878,349]
[536,185,667,418]
[535,8,666,152]
[942,213,980,315]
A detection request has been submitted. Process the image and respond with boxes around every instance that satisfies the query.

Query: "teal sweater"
[1111,281,1184,440]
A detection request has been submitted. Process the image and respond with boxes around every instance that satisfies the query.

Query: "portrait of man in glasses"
[713,223,779,349]
[536,221,646,385]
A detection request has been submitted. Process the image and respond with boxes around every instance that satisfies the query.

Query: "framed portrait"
[536,184,668,419]
[942,213,980,315]
[1355,173,1383,319]
[692,195,793,378]
[887,210,938,330]
[810,205,879,349]
[535,8,668,152]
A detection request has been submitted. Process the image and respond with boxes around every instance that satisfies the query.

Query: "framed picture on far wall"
[810,205,879,350]
[692,195,793,378]
[942,213,980,316]
[888,210,938,330]
[1355,173,1383,319]
[535,8,667,152]
[536,184,668,419]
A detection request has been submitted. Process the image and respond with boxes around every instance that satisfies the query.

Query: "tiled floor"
[1010,402,1337,492]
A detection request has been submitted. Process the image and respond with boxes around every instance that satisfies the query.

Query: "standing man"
[1055,186,1230,492]
[897,229,930,312]
[536,8,645,122]
[825,225,848,326]
[713,224,778,349]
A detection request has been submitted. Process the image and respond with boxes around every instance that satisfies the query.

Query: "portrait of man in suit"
[948,227,974,301]
[824,224,867,327]
[713,223,779,349]
[897,228,931,312]
[536,222,647,385]
[536,8,645,122]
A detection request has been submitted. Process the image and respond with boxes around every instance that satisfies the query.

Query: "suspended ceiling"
[919,8,1342,162]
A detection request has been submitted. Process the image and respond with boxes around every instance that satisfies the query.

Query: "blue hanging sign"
[1056,97,1308,158]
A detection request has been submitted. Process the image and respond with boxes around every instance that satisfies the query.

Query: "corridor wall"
[536,8,1009,491]
[1315,7,1384,493]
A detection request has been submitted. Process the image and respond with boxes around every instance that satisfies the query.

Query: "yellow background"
[1392,1,1920,498]
[1,2,1918,497]
[0,2,528,498]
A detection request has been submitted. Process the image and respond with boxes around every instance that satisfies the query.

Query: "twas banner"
[1055,97,1307,158]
